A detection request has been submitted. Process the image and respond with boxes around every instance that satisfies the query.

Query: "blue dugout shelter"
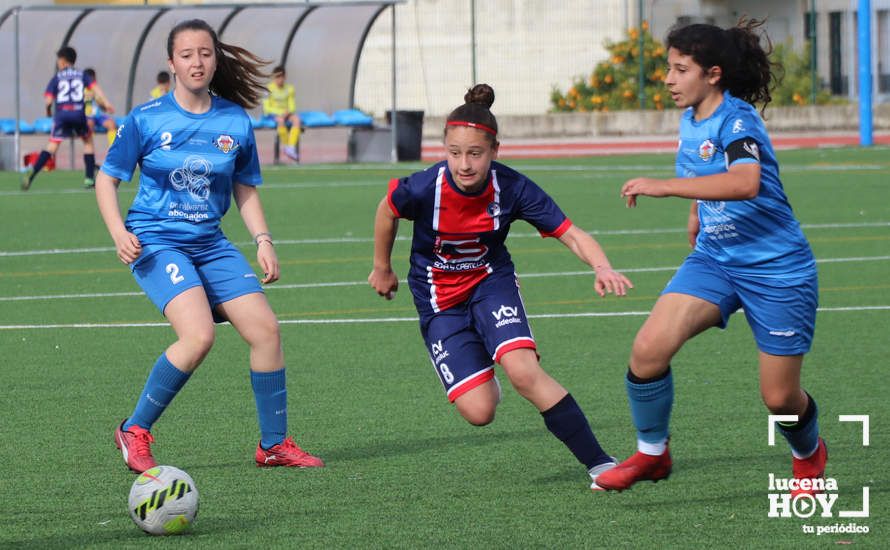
[0,1,399,169]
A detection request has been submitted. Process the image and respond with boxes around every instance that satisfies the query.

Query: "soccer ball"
[128,465,199,535]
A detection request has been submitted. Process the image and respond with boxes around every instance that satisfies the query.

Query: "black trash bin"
[386,110,424,161]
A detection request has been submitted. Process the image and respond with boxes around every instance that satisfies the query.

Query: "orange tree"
[552,24,840,112]
[551,22,668,112]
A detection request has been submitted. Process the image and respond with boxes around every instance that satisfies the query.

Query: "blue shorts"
[50,110,90,142]
[420,271,536,402]
[91,113,112,127]
[131,238,262,321]
[663,251,818,355]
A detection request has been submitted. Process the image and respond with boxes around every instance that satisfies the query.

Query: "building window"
[829,11,846,95]
[879,10,890,92]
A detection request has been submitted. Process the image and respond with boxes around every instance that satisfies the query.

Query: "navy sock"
[30,150,52,179]
[251,368,288,450]
[124,353,191,431]
[626,367,673,453]
[542,393,610,469]
[84,154,96,179]
[777,392,820,458]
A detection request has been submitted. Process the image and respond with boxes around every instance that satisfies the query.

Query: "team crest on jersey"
[698,139,716,161]
[487,202,501,217]
[214,134,239,154]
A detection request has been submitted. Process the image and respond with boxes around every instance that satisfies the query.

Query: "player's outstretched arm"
[620,163,760,207]
[234,183,279,284]
[368,197,400,300]
[557,224,632,297]
[95,171,141,265]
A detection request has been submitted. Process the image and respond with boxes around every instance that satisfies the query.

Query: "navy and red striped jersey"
[387,160,571,316]
[44,67,95,112]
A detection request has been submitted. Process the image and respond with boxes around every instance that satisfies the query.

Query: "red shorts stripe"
[446,366,495,402]
[493,337,536,363]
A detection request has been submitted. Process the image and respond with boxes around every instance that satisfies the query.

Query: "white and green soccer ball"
[128,465,199,535]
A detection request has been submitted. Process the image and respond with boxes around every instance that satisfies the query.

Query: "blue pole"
[857,0,872,146]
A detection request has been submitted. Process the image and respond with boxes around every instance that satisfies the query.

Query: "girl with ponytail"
[597,20,826,493]
[97,19,324,472]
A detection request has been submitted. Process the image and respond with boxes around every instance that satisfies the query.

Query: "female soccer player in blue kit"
[369,84,633,491]
[95,19,322,472]
[595,20,826,492]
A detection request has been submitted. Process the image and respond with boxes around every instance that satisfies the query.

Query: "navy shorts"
[50,110,90,142]
[663,251,818,355]
[420,271,536,402]
[131,238,263,321]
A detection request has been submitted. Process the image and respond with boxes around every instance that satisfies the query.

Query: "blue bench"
[1,118,36,134]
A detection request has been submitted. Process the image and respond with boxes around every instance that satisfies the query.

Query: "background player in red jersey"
[369,84,633,491]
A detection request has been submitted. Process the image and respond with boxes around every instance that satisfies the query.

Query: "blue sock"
[777,392,820,458]
[542,393,611,469]
[251,368,288,450]
[124,353,191,431]
[626,367,673,453]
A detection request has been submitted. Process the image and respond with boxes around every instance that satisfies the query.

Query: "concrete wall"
[420,104,890,139]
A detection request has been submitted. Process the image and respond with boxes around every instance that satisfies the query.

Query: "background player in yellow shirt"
[84,68,117,146]
[149,71,171,99]
[262,65,300,161]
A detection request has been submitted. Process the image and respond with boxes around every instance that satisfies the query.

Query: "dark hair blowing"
[445,83,499,144]
[666,18,779,114]
[167,19,268,109]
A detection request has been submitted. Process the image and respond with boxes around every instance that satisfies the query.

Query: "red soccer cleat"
[114,420,158,473]
[594,447,672,492]
[256,437,324,468]
[791,437,828,498]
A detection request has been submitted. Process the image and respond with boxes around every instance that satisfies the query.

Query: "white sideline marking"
[1,222,888,258]
[2,254,888,303]
[4,254,890,302]
[1,305,888,331]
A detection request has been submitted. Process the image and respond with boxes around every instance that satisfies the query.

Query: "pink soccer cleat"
[256,437,324,468]
[114,420,158,473]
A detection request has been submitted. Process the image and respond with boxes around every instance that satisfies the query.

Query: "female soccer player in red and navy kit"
[369,84,633,491]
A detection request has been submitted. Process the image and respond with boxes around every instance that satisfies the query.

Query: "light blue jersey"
[676,91,814,276]
[101,93,262,246]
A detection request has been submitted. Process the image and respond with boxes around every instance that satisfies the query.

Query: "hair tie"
[446,120,497,136]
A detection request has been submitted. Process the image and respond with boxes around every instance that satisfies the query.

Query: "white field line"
[1,221,888,258]
[2,255,889,303]
[2,159,885,196]
[2,254,889,303]
[1,305,888,331]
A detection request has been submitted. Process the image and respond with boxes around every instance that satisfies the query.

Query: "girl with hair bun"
[597,19,826,492]
[369,84,632,491]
